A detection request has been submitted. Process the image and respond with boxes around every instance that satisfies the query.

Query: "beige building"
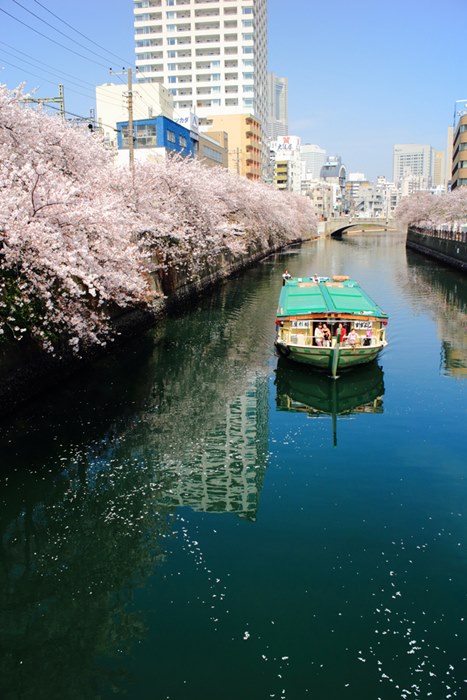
[451,114,467,190]
[198,130,229,168]
[203,113,261,180]
[432,149,445,188]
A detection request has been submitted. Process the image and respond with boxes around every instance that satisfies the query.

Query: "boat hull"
[275,340,384,371]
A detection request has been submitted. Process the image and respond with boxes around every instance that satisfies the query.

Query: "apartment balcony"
[225,73,238,80]
[224,87,238,94]
[195,34,221,44]
[224,60,238,68]
[134,12,162,21]
[224,21,238,29]
[195,48,221,57]
[135,24,163,34]
[194,8,220,17]
[224,34,238,42]
[224,47,238,55]
[225,98,238,106]
[195,22,220,30]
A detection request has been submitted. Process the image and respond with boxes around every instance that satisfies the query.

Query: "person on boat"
[314,323,324,346]
[282,270,292,285]
[322,323,331,347]
[363,327,373,346]
[313,273,319,282]
[335,323,347,343]
[348,328,359,347]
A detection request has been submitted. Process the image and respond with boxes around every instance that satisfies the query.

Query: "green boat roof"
[277,277,388,319]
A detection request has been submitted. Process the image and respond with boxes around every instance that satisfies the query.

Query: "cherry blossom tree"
[1,85,318,355]
[396,188,467,229]
[0,85,151,353]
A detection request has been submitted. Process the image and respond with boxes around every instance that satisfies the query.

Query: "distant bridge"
[317,217,397,239]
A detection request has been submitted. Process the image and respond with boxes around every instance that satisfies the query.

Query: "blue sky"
[1,0,465,180]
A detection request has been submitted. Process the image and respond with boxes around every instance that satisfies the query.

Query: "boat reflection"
[275,358,385,446]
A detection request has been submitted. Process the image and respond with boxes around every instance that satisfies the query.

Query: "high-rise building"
[133,0,268,174]
[300,144,327,181]
[266,73,288,140]
[392,144,433,187]
[451,115,467,190]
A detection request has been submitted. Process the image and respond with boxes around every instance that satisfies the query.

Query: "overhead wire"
[10,0,125,69]
[2,0,194,128]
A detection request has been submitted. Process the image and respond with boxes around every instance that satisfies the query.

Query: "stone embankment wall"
[0,233,311,417]
[406,226,467,272]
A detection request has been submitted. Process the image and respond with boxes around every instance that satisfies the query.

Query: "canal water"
[1,232,466,700]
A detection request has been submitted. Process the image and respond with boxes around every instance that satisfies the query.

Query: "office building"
[393,144,433,187]
[271,135,301,192]
[134,0,268,175]
[300,143,327,181]
[451,115,467,190]
[266,72,288,140]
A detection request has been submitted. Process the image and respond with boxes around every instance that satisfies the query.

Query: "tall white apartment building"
[133,0,268,137]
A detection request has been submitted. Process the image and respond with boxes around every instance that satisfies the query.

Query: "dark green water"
[1,233,466,700]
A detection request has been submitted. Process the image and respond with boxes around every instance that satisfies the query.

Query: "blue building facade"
[116,116,196,158]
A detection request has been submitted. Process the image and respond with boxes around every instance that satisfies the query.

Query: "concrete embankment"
[0,234,313,417]
[406,226,467,272]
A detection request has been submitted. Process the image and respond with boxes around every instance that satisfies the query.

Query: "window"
[167,37,176,45]
[166,130,176,143]
[212,73,220,81]
[168,63,177,70]
[121,123,157,149]
[242,33,253,41]
[243,72,253,80]
[242,7,253,14]
[167,24,176,31]
[168,76,177,83]
[242,19,253,27]
[167,50,176,57]
[179,135,187,148]
[243,46,253,54]
[203,146,222,163]
[166,11,176,18]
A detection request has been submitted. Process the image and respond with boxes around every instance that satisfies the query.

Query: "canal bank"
[0,232,315,417]
[406,225,467,271]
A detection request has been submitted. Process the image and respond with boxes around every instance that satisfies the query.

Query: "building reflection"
[275,358,384,445]
[406,251,467,377]
[155,376,269,520]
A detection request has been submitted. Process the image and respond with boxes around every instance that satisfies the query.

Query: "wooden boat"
[275,275,388,377]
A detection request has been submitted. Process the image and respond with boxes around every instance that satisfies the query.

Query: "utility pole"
[110,68,134,174]
[127,68,134,175]
[20,84,65,118]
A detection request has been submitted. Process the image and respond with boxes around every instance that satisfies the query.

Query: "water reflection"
[405,250,467,377]
[275,357,384,445]
[0,270,278,697]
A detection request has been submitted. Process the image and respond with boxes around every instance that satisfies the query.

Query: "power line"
[0,7,111,69]
[32,0,133,67]
[10,0,130,69]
